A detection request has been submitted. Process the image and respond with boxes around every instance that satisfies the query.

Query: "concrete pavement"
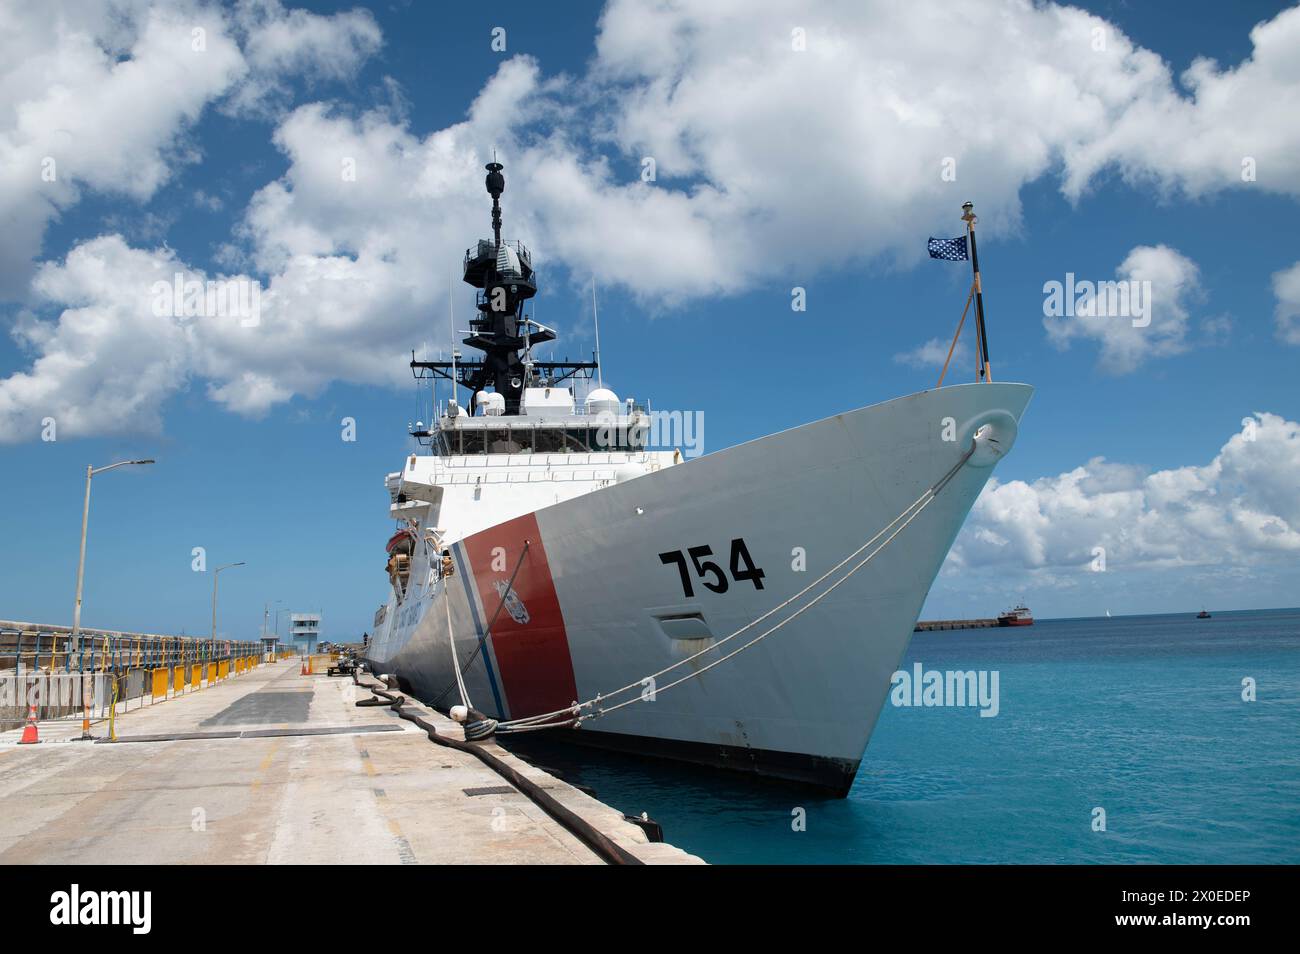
[0,659,702,864]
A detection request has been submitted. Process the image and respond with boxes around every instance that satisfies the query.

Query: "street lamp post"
[70,458,154,740]
[211,562,246,659]
[72,459,156,642]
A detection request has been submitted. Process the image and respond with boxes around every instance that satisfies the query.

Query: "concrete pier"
[0,658,702,864]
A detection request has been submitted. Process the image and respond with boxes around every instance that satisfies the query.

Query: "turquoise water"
[506,608,1300,863]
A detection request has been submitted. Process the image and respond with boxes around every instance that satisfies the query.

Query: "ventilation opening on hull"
[652,611,714,643]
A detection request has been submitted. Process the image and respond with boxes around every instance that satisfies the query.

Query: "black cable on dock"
[354,676,643,866]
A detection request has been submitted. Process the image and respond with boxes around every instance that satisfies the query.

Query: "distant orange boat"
[998,603,1034,627]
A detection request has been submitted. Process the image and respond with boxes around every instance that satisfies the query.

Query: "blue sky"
[2,0,1299,640]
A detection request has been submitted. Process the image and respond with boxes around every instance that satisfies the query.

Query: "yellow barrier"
[173,666,184,693]
[191,664,202,688]
[205,662,215,683]
[151,668,168,701]
[218,660,229,679]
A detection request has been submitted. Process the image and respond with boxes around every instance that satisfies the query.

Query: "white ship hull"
[366,382,1032,794]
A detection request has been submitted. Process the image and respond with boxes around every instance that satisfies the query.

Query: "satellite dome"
[585,387,620,418]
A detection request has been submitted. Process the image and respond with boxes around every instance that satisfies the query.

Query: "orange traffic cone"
[79,677,93,741]
[300,657,307,676]
[18,703,40,744]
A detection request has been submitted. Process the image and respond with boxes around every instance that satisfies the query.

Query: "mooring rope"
[444,582,471,710]
[493,441,976,733]
[432,540,530,707]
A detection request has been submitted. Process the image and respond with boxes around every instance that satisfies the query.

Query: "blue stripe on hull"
[452,541,506,718]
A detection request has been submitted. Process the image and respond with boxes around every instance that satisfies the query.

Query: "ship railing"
[438,402,647,423]
[463,239,532,272]
[572,401,648,417]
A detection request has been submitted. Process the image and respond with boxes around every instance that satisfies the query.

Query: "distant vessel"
[363,162,1034,794]
[1105,609,1112,618]
[998,603,1034,627]
[1197,609,1211,619]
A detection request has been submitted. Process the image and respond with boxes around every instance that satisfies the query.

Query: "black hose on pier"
[353,676,643,866]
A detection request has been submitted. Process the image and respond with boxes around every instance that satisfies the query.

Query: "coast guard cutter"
[365,162,1033,794]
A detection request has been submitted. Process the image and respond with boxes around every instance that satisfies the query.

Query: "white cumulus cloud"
[0,236,197,439]
[893,336,972,372]
[0,1,243,298]
[949,412,1300,577]
[222,0,382,118]
[0,0,382,299]
[1272,260,1300,345]
[1042,244,1202,373]
[6,0,1300,439]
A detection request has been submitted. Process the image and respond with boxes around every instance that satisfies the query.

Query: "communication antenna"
[523,298,533,383]
[591,276,604,390]
[448,269,458,403]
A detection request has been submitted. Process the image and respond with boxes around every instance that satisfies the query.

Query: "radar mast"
[411,161,596,416]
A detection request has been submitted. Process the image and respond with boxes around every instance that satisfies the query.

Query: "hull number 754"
[659,538,766,598]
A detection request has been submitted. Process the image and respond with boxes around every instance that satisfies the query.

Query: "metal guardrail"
[0,620,286,731]
[463,238,532,273]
